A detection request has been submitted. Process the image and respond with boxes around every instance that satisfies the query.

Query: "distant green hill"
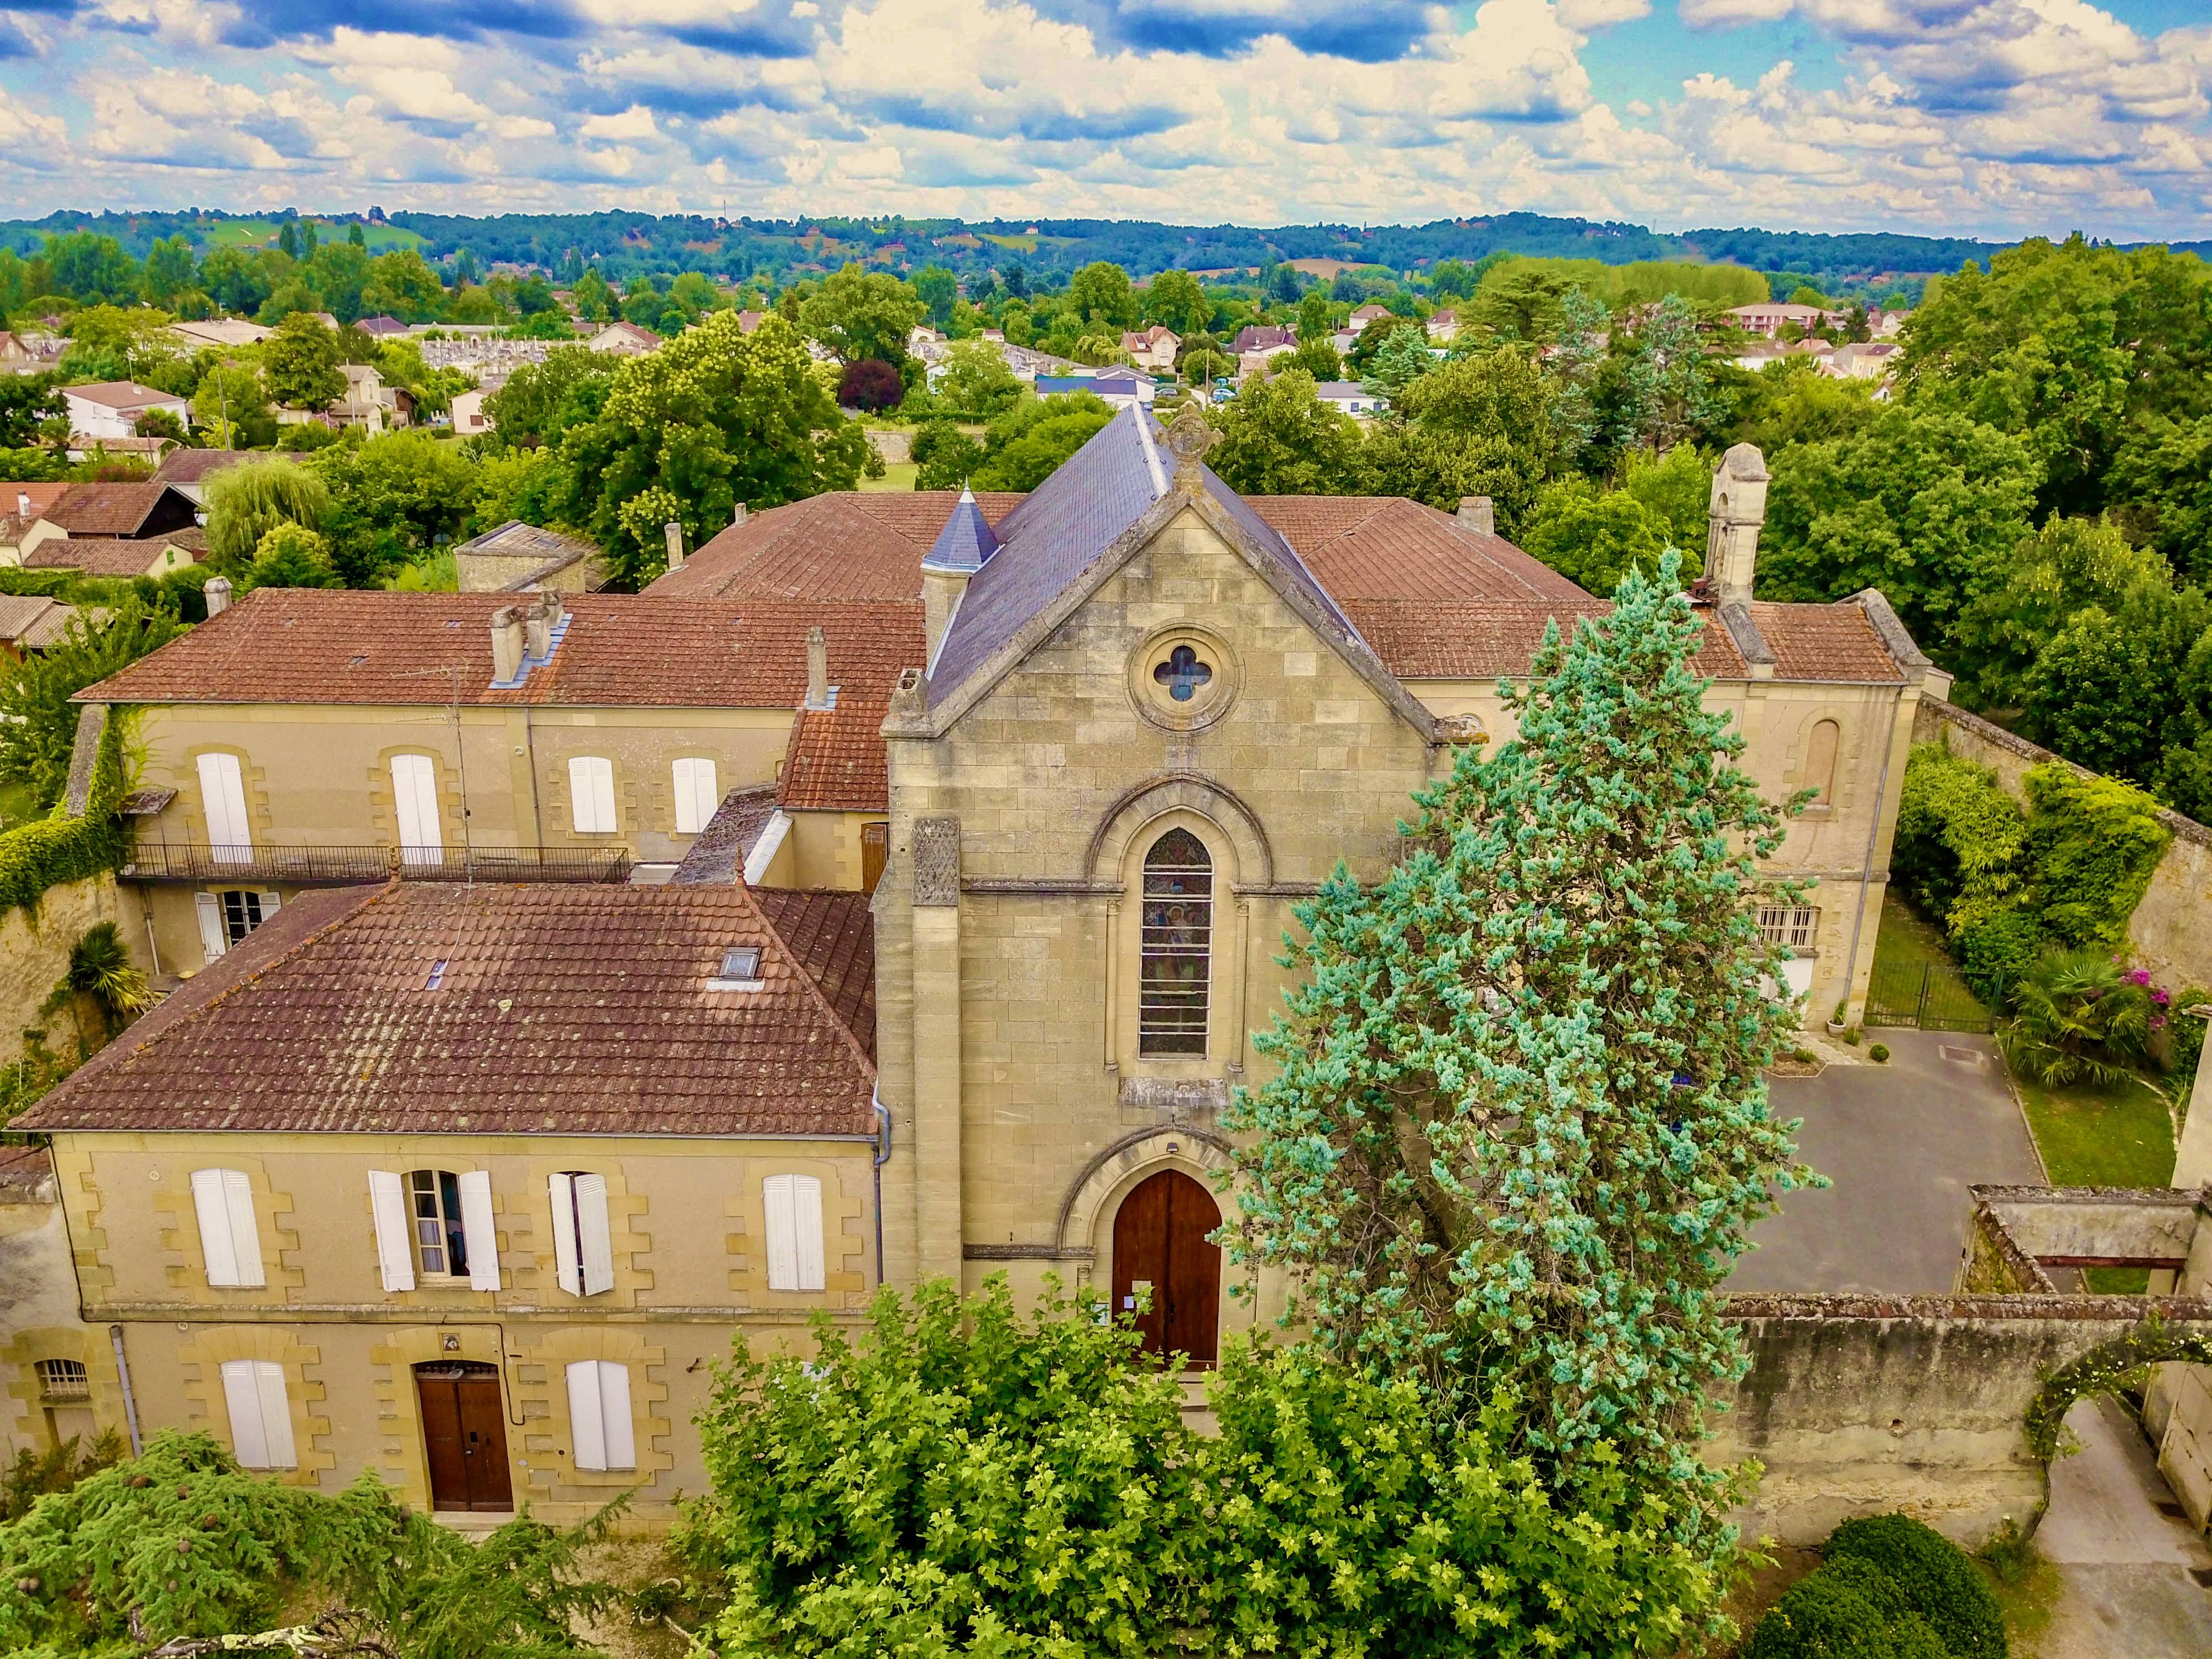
[2,205,2198,296]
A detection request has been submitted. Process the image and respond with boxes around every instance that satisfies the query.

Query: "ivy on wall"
[2023,764,2173,951]
[2025,1318,2212,1473]
[0,709,131,916]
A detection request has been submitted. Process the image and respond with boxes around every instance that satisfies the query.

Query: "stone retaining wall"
[0,875,133,1056]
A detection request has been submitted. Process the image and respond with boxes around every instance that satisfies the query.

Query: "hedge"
[2022,764,2171,951]
[1747,1514,2005,1659]
[0,711,130,915]
[1825,1514,2007,1659]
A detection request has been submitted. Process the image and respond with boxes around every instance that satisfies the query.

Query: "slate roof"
[15,881,877,1139]
[76,589,926,709]
[920,486,998,574]
[43,482,197,537]
[751,888,876,1061]
[672,785,780,885]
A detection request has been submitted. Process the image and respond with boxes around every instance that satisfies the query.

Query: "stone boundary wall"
[0,874,133,1055]
[1912,697,2212,992]
[1716,1292,2212,1546]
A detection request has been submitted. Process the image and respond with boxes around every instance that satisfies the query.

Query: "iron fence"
[1864,957,1997,1033]
[122,842,632,885]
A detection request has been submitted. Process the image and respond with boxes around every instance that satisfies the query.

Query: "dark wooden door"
[1111,1169,1222,1369]
[861,822,888,894]
[416,1362,513,1512]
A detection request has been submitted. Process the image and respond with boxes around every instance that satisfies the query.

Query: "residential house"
[450,383,499,435]
[66,435,176,466]
[1119,326,1181,373]
[1426,309,1459,343]
[153,449,311,508]
[0,331,46,372]
[71,588,918,974]
[1729,338,1837,373]
[1035,368,1155,408]
[453,519,600,594]
[1726,301,1847,339]
[24,532,201,581]
[1228,324,1294,355]
[1348,302,1394,328]
[586,321,661,357]
[63,382,190,441]
[39,480,200,542]
[1829,341,1903,382]
[0,594,85,659]
[170,320,273,351]
[1313,380,1383,417]
[331,363,413,433]
[354,316,411,339]
[735,310,768,335]
[29,415,1940,1500]
[11,880,880,1525]
[0,483,73,565]
[1236,344,1297,380]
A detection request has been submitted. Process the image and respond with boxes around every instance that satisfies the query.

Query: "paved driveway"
[1728,1027,2047,1295]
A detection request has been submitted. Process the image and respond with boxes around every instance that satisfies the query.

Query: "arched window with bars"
[1139,828,1212,1057]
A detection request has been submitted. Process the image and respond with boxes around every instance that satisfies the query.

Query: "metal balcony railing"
[121,842,633,885]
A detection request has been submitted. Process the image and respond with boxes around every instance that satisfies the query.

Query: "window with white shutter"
[190,1168,264,1288]
[389,754,444,863]
[547,1172,614,1297]
[367,1169,415,1292]
[196,752,252,863]
[762,1173,825,1292]
[568,757,616,834]
[198,890,280,961]
[195,891,228,963]
[564,1360,635,1471]
[457,1170,500,1291]
[220,1359,295,1468]
[672,758,719,835]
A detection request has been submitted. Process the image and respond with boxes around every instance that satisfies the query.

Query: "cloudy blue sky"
[0,0,2204,239]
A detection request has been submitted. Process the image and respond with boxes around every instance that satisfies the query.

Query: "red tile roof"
[77,589,925,709]
[1754,602,1908,682]
[44,482,197,536]
[23,537,200,577]
[753,889,876,1061]
[0,482,70,519]
[780,700,892,811]
[1342,598,1752,680]
[650,492,1024,601]
[16,881,876,1138]
[1246,495,1592,603]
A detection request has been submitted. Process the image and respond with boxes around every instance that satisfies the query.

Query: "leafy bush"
[1956,908,2044,1004]
[1746,1556,1949,1659]
[1892,744,2030,936]
[1826,1512,2008,1659]
[1869,1042,1890,1062]
[0,597,182,810]
[2002,947,2157,1086]
[2021,763,2170,951]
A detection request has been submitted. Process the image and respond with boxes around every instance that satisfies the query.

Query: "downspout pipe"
[873,1085,891,1288]
[108,1324,143,1457]
[1844,681,1907,1021]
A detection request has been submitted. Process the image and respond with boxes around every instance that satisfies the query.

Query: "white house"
[1035,368,1156,409]
[1314,381,1382,418]
[62,382,189,441]
[450,383,500,435]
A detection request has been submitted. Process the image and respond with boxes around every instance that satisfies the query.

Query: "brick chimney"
[805,625,830,710]
[202,575,231,617]
[1706,444,1771,606]
[1457,495,1495,536]
[663,520,684,573]
[490,604,525,682]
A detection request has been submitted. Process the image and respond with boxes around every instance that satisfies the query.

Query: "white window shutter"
[547,1173,582,1297]
[457,1171,499,1291]
[367,1170,415,1292]
[569,757,614,834]
[192,1168,239,1286]
[674,759,718,835]
[390,754,442,859]
[794,1174,825,1292]
[576,1174,615,1296]
[197,752,251,861]
[257,891,281,919]
[566,1361,607,1470]
[597,1363,635,1470]
[221,1360,269,1467]
[763,1174,799,1292]
[195,892,228,962]
[223,1170,264,1288]
[255,1362,296,1468]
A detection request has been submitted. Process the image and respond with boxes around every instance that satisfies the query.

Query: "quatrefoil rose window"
[1131,627,1238,731]
[1152,644,1213,702]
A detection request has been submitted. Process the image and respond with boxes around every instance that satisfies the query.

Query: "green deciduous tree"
[1067,260,1137,331]
[1952,515,2178,707]
[1521,480,1671,594]
[1208,368,1359,495]
[556,310,867,587]
[800,263,926,368]
[966,391,1115,491]
[911,263,958,328]
[0,374,64,448]
[204,457,332,570]
[309,431,484,586]
[189,363,270,450]
[0,596,183,808]
[1616,294,1721,455]
[1758,406,2041,656]
[140,234,198,306]
[1223,553,1814,1542]
[2020,582,2211,785]
[1142,267,1212,337]
[43,232,138,305]
[2110,411,2212,586]
[926,337,1022,418]
[359,249,447,323]
[243,520,342,590]
[261,312,347,409]
[1729,357,1882,455]
[911,420,987,491]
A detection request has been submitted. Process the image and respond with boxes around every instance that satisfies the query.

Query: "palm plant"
[40,921,152,1040]
[1999,947,2154,1087]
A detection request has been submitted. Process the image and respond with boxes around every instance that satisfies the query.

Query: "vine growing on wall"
[0,706,133,916]
[2023,1317,2212,1471]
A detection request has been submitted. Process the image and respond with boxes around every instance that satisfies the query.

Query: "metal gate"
[1864,958,1996,1033]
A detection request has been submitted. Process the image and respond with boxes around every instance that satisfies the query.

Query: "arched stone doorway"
[1112,1168,1222,1368]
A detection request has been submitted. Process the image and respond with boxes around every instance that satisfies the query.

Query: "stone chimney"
[1457,495,1495,536]
[663,520,685,573]
[524,602,551,661]
[202,575,232,618]
[731,503,748,529]
[14,491,27,517]
[805,626,830,710]
[1706,444,1771,606]
[490,604,526,682]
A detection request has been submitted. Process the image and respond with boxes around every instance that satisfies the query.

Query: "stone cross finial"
[1162,404,1220,483]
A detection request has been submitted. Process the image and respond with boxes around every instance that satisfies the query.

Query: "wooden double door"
[1112,1169,1223,1369]
[415,1361,513,1512]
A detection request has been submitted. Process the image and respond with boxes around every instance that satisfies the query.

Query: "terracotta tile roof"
[1752,602,1907,683]
[1246,497,1592,603]
[76,589,926,709]
[779,702,891,811]
[43,482,197,537]
[15,881,876,1139]
[0,482,70,518]
[673,785,780,885]
[753,889,876,1061]
[23,537,200,577]
[0,594,71,646]
[1340,598,1752,680]
[651,491,1023,601]
[153,450,309,486]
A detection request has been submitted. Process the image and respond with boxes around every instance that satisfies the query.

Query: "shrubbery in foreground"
[1749,1511,2006,1659]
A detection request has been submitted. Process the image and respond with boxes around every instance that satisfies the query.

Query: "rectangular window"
[1757,905,1820,951]
[547,1172,615,1297]
[568,756,617,834]
[35,1358,88,1400]
[390,753,444,862]
[220,1359,296,1469]
[672,758,719,836]
[762,1173,826,1292]
[189,1167,264,1288]
[565,1360,635,1472]
[196,752,252,863]
[197,890,280,961]
[410,1170,468,1279]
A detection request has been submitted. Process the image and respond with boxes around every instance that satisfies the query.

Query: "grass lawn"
[2017,1070,2177,1290]
[1866,889,1991,1029]
[1871,889,1960,977]
[859,461,919,493]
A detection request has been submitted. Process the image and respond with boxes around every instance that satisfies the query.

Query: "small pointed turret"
[921,485,998,665]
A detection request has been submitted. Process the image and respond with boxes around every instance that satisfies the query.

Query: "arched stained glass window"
[1139,828,1212,1056]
